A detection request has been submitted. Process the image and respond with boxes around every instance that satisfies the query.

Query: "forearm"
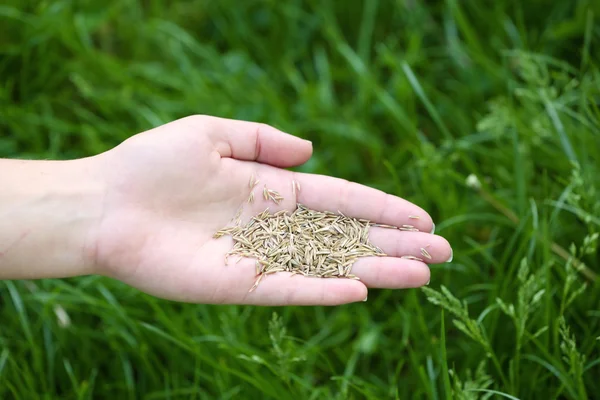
[0,157,104,279]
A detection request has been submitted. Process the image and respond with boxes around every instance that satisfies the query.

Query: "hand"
[89,115,452,306]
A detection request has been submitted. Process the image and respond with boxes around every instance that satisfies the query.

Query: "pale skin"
[0,115,452,306]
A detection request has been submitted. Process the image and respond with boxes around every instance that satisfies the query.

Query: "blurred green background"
[1,0,599,398]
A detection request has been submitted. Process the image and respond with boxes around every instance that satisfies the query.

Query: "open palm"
[92,115,452,305]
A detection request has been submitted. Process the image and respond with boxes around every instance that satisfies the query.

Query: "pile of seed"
[213,203,387,291]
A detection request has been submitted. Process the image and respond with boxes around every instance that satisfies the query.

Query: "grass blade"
[467,389,522,400]
[402,62,453,141]
[542,92,577,163]
[440,310,453,400]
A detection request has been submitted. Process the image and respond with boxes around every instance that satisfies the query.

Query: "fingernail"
[426,278,430,285]
[363,295,368,302]
[430,223,436,235]
[446,249,453,263]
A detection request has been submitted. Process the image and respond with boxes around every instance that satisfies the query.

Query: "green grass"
[1,0,599,398]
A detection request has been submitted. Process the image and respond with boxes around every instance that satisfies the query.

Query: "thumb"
[203,115,313,168]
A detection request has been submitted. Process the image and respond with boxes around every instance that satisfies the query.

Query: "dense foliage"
[1,1,599,398]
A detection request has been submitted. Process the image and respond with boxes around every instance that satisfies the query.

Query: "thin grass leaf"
[522,354,577,399]
[0,349,9,377]
[466,389,521,400]
[542,92,577,163]
[402,62,453,140]
[440,310,453,400]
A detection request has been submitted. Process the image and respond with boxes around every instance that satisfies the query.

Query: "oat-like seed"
[266,189,284,204]
[399,227,420,232]
[248,191,254,203]
[248,174,255,188]
[259,208,269,219]
[266,268,285,275]
[248,273,264,292]
[401,255,424,261]
[373,223,398,229]
[233,206,243,222]
[420,248,432,260]
[408,215,420,220]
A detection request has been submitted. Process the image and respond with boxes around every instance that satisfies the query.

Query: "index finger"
[293,172,435,233]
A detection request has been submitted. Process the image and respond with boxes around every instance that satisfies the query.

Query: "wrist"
[0,156,106,279]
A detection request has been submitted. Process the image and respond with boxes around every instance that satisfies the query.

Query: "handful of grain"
[213,203,387,291]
